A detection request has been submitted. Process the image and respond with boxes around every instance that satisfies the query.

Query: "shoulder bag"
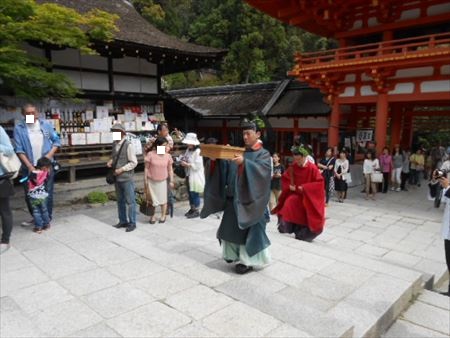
[106,141,127,185]
[0,152,21,179]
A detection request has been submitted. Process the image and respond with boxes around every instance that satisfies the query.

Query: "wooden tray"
[200,144,245,160]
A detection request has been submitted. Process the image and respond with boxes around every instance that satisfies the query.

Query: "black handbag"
[139,202,155,216]
[106,141,127,185]
[174,164,186,178]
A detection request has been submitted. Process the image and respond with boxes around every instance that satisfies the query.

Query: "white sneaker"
[396,188,401,192]
[390,187,395,191]
[21,219,34,227]
[0,243,10,255]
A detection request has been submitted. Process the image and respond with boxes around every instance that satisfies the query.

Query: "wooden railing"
[294,32,450,66]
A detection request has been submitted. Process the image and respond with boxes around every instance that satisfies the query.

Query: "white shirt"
[363,159,380,174]
[27,120,43,165]
[441,160,450,179]
[335,159,349,174]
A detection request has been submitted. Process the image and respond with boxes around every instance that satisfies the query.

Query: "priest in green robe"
[200,119,272,274]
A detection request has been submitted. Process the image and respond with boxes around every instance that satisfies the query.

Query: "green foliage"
[86,191,109,204]
[132,0,332,89]
[0,0,118,99]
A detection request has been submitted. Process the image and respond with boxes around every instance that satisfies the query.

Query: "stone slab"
[82,283,154,319]
[0,266,49,297]
[57,268,121,296]
[10,281,74,314]
[401,301,450,335]
[260,261,314,288]
[69,323,121,338]
[131,269,198,299]
[30,299,103,337]
[329,273,417,337]
[107,302,191,337]
[297,274,357,302]
[85,246,140,267]
[173,262,233,287]
[265,324,313,337]
[203,302,281,337]
[170,321,218,337]
[216,278,353,338]
[417,290,450,311]
[166,285,233,320]
[23,250,96,280]
[0,249,33,273]
[278,286,335,312]
[383,319,448,338]
[0,307,44,338]
[318,262,375,286]
[106,257,165,281]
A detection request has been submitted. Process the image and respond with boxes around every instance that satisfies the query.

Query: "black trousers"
[400,172,409,190]
[0,197,13,244]
[382,173,390,193]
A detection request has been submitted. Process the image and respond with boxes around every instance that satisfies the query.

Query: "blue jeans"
[188,191,201,209]
[23,169,54,220]
[31,199,50,229]
[115,180,136,225]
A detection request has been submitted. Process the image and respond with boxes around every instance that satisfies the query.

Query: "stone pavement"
[1,182,449,337]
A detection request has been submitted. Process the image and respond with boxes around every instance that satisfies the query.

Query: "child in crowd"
[269,153,284,211]
[27,157,52,234]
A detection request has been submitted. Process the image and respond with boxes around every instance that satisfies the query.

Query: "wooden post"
[401,113,414,150]
[328,99,340,147]
[375,92,389,155]
[390,106,402,148]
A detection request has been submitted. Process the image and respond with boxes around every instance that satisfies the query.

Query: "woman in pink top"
[144,137,174,224]
[379,147,393,194]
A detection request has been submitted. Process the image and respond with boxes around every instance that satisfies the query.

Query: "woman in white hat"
[180,133,205,218]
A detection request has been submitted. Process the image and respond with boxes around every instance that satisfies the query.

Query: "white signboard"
[356,129,374,142]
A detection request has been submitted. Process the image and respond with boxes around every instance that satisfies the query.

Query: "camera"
[434,169,447,179]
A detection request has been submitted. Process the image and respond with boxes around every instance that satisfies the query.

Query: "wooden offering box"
[200,144,245,160]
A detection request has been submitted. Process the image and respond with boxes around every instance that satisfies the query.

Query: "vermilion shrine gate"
[247,0,450,154]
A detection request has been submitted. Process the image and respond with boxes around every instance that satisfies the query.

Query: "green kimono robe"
[200,146,272,261]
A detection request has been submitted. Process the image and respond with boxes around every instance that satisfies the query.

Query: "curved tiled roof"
[169,81,330,117]
[38,0,226,57]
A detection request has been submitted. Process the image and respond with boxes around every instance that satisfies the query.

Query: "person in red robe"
[272,145,325,242]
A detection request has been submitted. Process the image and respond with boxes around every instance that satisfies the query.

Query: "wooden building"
[0,0,226,122]
[246,0,450,155]
[169,80,330,158]
[0,0,226,182]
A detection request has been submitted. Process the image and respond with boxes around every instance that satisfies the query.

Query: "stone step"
[74,215,355,337]
[276,239,423,337]
[383,290,450,337]
[317,199,447,290]
[70,214,424,338]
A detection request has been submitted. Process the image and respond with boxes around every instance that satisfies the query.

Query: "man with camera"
[434,169,450,296]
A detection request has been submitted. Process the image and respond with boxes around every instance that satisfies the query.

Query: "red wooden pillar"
[328,99,340,147]
[401,113,413,150]
[390,106,402,148]
[375,92,388,155]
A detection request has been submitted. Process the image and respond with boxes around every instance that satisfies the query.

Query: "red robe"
[272,162,325,234]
